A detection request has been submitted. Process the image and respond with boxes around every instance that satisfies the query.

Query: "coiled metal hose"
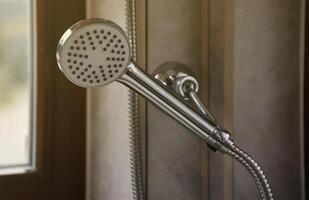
[224,147,267,199]
[211,128,273,199]
[189,87,274,199]
[223,141,274,200]
[125,0,145,199]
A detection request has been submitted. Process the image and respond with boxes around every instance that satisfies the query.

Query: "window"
[0,0,36,175]
[0,0,85,199]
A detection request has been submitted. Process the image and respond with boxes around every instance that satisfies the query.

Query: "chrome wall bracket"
[154,62,217,123]
[153,62,199,100]
[153,62,231,151]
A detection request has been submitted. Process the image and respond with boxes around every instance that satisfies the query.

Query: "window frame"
[0,0,86,199]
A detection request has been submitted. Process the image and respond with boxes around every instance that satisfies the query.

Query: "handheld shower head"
[56,18,225,152]
[56,19,130,87]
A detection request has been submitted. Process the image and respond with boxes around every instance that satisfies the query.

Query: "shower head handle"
[118,62,225,151]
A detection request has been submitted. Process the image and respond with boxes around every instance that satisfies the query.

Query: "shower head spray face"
[56,19,131,87]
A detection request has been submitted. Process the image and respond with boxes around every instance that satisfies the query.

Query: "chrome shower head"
[56,18,223,152]
[56,19,274,198]
[56,19,131,87]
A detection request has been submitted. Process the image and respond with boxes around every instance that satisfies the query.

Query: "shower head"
[56,18,224,152]
[56,19,274,198]
[56,19,131,87]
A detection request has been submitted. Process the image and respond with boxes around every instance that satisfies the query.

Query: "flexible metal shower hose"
[224,142,274,200]
[190,89,274,199]
[125,0,145,199]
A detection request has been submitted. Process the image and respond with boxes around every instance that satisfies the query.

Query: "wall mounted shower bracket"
[154,62,199,100]
[153,62,210,116]
[153,62,233,149]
